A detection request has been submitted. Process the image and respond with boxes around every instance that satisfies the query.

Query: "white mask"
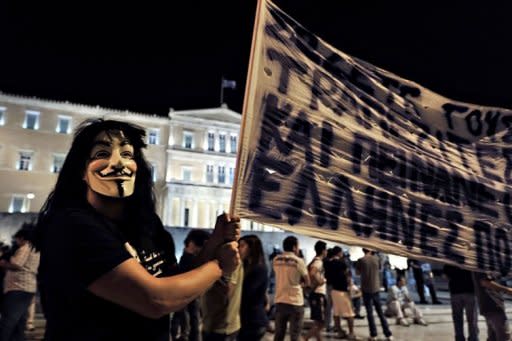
[83,130,137,198]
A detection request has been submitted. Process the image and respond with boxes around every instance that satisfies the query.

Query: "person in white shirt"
[0,227,40,340]
[386,276,427,326]
[304,241,328,341]
[273,236,309,341]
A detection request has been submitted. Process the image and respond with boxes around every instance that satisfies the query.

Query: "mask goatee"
[116,180,125,197]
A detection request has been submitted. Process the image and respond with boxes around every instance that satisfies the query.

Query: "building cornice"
[0,91,169,125]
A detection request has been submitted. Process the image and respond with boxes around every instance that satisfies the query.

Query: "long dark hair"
[240,234,266,275]
[34,119,155,249]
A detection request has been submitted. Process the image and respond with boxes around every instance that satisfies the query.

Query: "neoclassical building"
[0,92,277,232]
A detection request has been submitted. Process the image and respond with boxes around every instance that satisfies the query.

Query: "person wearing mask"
[34,119,240,341]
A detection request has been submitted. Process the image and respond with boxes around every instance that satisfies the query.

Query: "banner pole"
[229,0,265,217]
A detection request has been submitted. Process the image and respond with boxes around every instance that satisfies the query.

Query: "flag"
[222,78,237,90]
[231,0,512,275]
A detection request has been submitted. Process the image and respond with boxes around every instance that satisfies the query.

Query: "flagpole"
[220,76,224,105]
[229,0,265,217]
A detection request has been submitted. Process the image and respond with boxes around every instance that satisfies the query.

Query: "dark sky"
[1,0,512,116]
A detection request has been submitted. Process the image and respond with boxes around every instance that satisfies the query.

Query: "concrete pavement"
[24,301,512,340]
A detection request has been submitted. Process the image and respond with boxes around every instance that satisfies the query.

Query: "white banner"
[233,0,512,275]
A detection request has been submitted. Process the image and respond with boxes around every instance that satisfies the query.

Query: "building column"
[179,198,184,226]
[203,201,211,228]
[191,199,198,228]
[163,189,173,227]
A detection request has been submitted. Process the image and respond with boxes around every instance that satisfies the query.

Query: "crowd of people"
[0,118,511,341]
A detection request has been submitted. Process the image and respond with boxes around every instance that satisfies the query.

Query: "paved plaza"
[25,301,512,341]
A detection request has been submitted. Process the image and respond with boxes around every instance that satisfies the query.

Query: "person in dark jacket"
[171,229,211,341]
[238,235,269,341]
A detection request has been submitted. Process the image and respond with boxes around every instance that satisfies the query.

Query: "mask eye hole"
[92,150,110,159]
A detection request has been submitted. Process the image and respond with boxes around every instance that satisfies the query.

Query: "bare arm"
[0,259,22,271]
[480,279,512,295]
[302,273,311,287]
[89,258,223,319]
[309,266,326,286]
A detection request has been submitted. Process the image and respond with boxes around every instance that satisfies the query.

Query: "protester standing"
[356,248,393,341]
[443,265,479,341]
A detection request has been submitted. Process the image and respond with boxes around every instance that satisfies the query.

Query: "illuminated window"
[219,134,226,153]
[183,132,194,149]
[218,166,225,183]
[9,196,25,213]
[150,163,157,182]
[18,151,33,171]
[207,132,215,151]
[229,167,235,184]
[0,107,5,125]
[23,111,40,130]
[230,135,237,154]
[56,116,71,134]
[148,129,159,145]
[52,154,65,173]
[206,165,214,183]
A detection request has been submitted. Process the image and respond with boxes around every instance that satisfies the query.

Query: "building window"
[230,135,237,154]
[148,129,159,145]
[56,116,71,134]
[206,165,214,183]
[207,132,215,151]
[183,132,193,149]
[229,167,235,184]
[218,166,225,184]
[0,107,5,126]
[150,163,157,182]
[182,167,192,182]
[52,154,65,173]
[219,134,226,153]
[18,151,33,171]
[184,208,190,227]
[9,195,25,213]
[23,110,40,130]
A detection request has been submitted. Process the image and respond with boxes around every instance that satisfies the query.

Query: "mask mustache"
[98,169,134,178]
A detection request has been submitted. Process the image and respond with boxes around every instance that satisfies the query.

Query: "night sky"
[1,0,511,116]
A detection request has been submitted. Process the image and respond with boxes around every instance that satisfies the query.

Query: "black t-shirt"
[443,265,474,295]
[240,263,269,330]
[38,206,177,341]
[179,251,196,274]
[329,258,348,292]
